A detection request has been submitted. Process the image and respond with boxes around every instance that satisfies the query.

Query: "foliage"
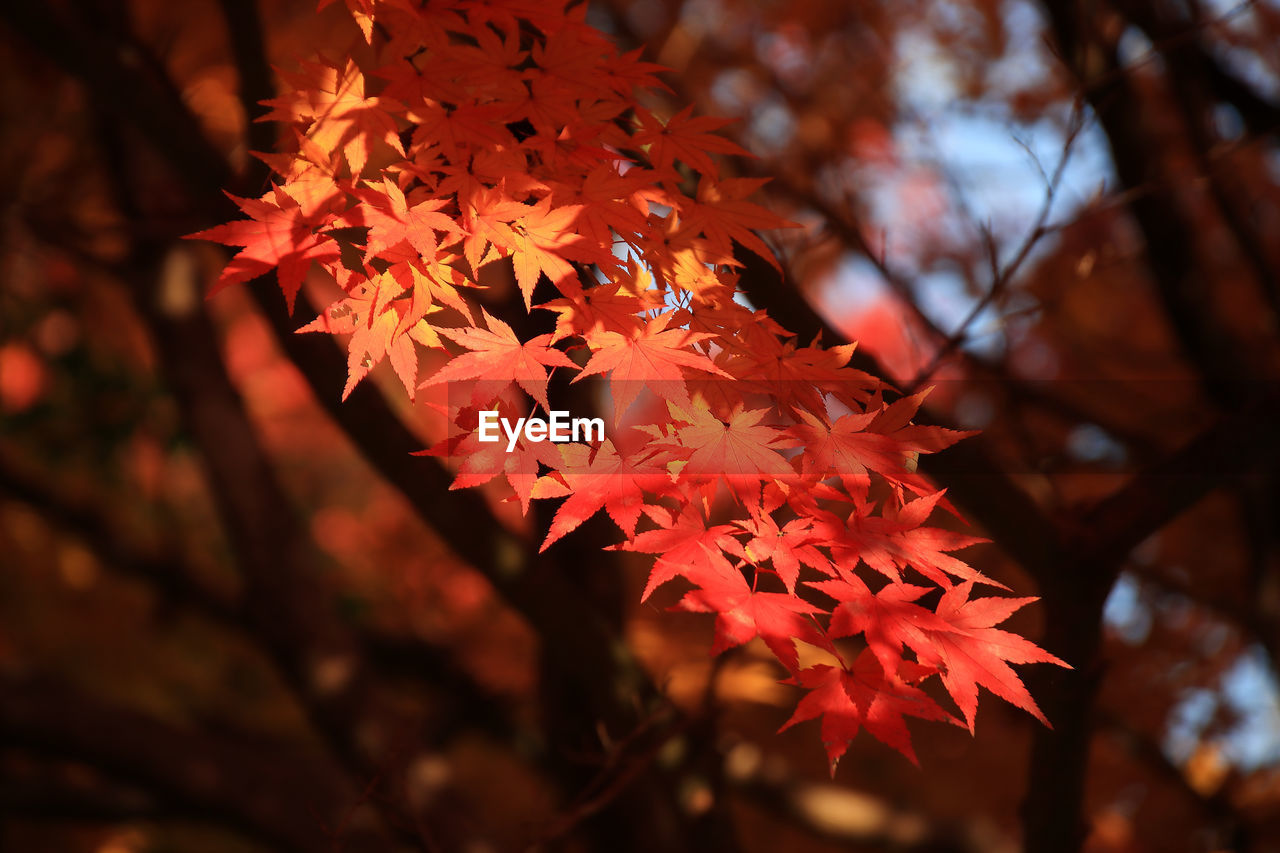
[192,0,1067,768]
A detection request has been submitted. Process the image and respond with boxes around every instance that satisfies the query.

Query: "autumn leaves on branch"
[192,0,1067,769]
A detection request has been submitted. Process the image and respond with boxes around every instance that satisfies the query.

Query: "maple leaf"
[432,402,562,514]
[813,572,951,680]
[781,652,956,769]
[675,176,798,270]
[537,440,670,552]
[918,581,1070,732]
[676,561,829,673]
[397,260,476,326]
[634,105,751,179]
[727,339,878,418]
[418,308,575,410]
[542,271,663,343]
[662,401,798,504]
[439,16,526,97]
[318,0,377,42]
[347,303,418,398]
[509,199,599,309]
[264,58,405,177]
[458,184,526,273]
[791,400,969,504]
[298,269,441,399]
[646,233,740,305]
[574,312,731,423]
[562,164,658,248]
[817,492,999,589]
[411,101,519,163]
[187,188,340,312]
[342,177,462,262]
[532,25,611,87]
[255,130,349,220]
[603,46,668,94]
[738,514,830,593]
[616,505,745,602]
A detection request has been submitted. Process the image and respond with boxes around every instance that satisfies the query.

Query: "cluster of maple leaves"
[192,0,1066,769]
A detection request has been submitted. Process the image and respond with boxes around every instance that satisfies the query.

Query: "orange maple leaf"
[419,308,576,410]
[573,312,731,422]
[186,188,340,312]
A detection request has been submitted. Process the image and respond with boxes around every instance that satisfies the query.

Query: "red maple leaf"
[634,105,751,179]
[574,312,730,423]
[919,581,1070,732]
[660,402,798,505]
[263,58,405,177]
[418,309,576,410]
[542,271,663,343]
[817,492,998,588]
[437,402,562,514]
[342,177,462,262]
[738,513,830,593]
[537,439,671,552]
[813,572,951,680]
[781,651,956,769]
[299,269,441,399]
[566,164,659,248]
[677,561,829,673]
[510,198,600,308]
[458,184,526,273]
[616,505,745,602]
[675,176,799,269]
[187,188,340,312]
